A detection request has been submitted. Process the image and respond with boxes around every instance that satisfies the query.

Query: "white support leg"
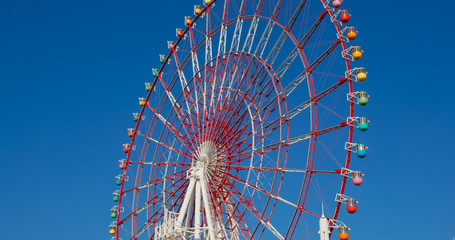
[200,174,217,240]
[177,178,196,226]
[184,188,195,239]
[194,181,202,240]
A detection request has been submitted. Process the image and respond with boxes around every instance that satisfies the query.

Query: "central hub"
[192,141,226,185]
[195,141,217,169]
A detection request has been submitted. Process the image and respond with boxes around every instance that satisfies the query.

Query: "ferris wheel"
[109,0,371,239]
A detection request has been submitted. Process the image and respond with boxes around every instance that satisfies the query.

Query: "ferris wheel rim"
[114,0,360,239]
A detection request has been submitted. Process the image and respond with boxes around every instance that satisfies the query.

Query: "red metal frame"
[113,0,356,239]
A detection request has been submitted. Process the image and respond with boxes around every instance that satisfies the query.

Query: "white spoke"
[242,16,259,54]
[254,20,275,58]
[191,53,201,113]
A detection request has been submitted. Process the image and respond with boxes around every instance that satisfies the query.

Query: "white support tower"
[154,141,237,240]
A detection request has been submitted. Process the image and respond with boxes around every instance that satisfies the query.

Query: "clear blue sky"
[1,0,454,239]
